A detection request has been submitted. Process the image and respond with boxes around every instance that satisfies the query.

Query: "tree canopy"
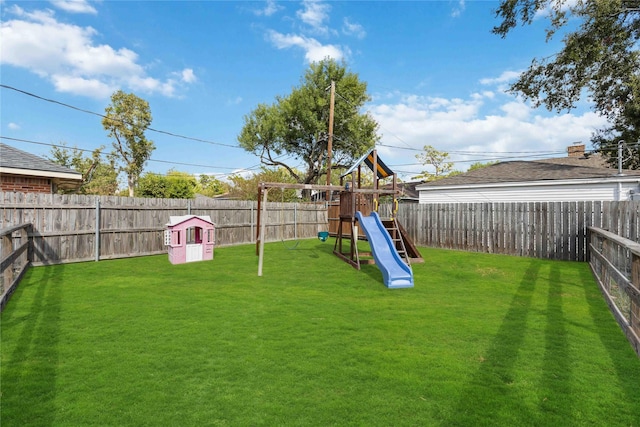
[196,174,229,198]
[136,170,197,199]
[228,167,300,202]
[412,145,456,181]
[238,58,379,185]
[49,144,118,195]
[102,90,155,196]
[494,0,640,167]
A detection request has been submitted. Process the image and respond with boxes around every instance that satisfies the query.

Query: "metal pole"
[251,203,254,243]
[258,188,268,276]
[326,80,335,200]
[95,197,100,262]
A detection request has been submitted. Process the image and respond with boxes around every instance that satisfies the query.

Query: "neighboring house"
[416,144,640,204]
[0,143,82,193]
[381,181,422,203]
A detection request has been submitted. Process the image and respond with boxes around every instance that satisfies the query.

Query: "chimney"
[567,144,585,158]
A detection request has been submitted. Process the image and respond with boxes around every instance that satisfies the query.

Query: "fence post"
[27,223,33,263]
[631,252,640,354]
[1,232,11,292]
[95,197,100,262]
[294,203,298,240]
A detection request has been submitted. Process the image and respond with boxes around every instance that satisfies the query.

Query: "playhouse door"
[186,244,203,262]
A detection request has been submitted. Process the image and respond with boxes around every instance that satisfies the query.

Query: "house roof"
[381,181,421,199]
[417,157,640,189]
[341,149,394,179]
[0,143,83,188]
[166,215,214,227]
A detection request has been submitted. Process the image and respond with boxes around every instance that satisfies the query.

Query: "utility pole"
[326,80,335,201]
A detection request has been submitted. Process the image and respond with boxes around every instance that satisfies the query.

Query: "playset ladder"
[382,218,410,266]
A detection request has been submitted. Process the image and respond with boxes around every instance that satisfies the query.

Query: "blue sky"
[1,0,605,182]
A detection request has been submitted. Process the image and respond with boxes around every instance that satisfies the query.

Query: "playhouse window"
[207,229,214,243]
[175,230,180,245]
[186,227,203,244]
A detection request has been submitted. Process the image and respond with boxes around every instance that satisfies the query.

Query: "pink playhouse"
[165,215,215,264]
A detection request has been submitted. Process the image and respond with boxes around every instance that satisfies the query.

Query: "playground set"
[256,149,422,289]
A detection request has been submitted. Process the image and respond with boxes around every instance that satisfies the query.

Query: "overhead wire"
[1,84,240,149]
[331,85,572,167]
[0,136,281,179]
[3,83,589,179]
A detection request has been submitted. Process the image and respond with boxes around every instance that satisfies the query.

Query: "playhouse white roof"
[166,215,214,226]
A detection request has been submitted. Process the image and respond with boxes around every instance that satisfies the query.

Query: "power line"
[389,151,569,168]
[3,84,585,178]
[1,84,241,149]
[0,136,263,174]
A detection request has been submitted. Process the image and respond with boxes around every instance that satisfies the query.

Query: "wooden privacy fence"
[0,223,32,311]
[0,192,328,265]
[391,201,640,261]
[588,227,640,356]
[4,193,640,265]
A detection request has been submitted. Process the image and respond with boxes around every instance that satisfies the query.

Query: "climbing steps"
[382,218,424,265]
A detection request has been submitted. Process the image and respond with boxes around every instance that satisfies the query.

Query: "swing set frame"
[255,182,343,276]
[255,150,423,277]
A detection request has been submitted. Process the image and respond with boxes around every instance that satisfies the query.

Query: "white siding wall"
[418,181,640,204]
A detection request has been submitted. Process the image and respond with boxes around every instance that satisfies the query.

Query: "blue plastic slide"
[355,211,414,289]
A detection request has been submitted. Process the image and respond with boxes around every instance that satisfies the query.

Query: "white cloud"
[8,122,21,131]
[253,0,281,17]
[227,96,243,105]
[451,0,466,18]
[369,86,607,178]
[297,0,331,35]
[267,30,346,62]
[180,68,197,83]
[342,18,366,39]
[0,6,195,99]
[480,70,522,86]
[50,74,115,98]
[50,0,97,14]
[533,0,578,20]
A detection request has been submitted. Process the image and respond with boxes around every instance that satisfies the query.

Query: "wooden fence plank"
[6,191,640,264]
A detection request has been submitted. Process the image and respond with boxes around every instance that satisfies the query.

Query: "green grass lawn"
[2,239,640,426]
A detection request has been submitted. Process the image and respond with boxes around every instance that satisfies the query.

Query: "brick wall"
[0,175,52,193]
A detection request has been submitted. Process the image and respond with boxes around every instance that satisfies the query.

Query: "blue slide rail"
[355,211,414,289]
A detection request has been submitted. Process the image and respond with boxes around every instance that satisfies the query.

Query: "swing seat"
[317,231,329,242]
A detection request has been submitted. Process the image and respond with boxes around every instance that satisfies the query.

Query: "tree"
[412,145,456,181]
[238,58,379,186]
[493,0,640,167]
[136,170,197,199]
[228,167,300,202]
[467,160,499,172]
[49,143,119,195]
[196,174,229,198]
[102,90,155,196]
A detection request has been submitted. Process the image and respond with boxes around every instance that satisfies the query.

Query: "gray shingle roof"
[418,156,640,188]
[381,181,421,199]
[0,143,82,177]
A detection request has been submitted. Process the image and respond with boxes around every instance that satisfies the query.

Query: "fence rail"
[1,192,328,265]
[0,223,32,311]
[588,226,640,356]
[5,195,640,264]
[392,201,640,261]
[4,193,640,352]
